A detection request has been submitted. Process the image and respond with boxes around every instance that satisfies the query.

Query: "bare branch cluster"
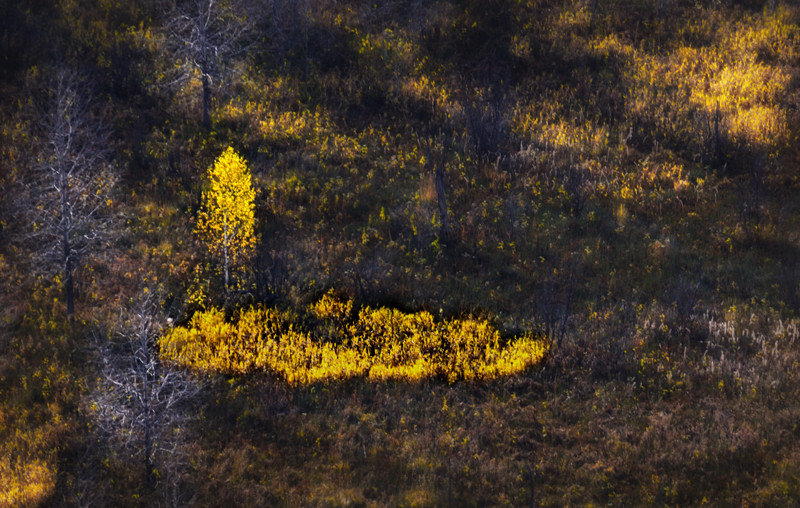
[19,68,117,315]
[164,0,250,81]
[91,290,200,488]
[258,0,309,56]
[161,0,254,127]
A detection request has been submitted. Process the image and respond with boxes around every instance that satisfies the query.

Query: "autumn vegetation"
[161,291,546,384]
[2,0,800,505]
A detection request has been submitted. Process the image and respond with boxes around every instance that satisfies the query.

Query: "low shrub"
[160,292,547,384]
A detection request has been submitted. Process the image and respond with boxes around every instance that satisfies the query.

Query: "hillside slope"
[2,0,800,505]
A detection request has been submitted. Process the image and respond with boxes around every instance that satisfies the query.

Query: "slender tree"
[92,290,199,490]
[162,0,252,129]
[422,134,452,245]
[24,69,115,317]
[195,146,256,293]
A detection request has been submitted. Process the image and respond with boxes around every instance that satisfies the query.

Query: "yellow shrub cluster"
[0,458,55,506]
[525,6,799,162]
[309,289,354,322]
[401,75,455,115]
[160,293,547,385]
[257,107,368,162]
[355,28,415,76]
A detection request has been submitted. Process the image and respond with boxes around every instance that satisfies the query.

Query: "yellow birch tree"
[196,146,256,293]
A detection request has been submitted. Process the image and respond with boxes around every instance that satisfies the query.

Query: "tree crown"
[195,146,256,278]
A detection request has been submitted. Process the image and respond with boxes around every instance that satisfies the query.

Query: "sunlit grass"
[630,7,794,148]
[0,457,56,507]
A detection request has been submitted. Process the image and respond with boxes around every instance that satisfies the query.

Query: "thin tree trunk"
[423,134,451,245]
[64,256,74,316]
[143,327,154,489]
[713,101,722,165]
[61,167,74,316]
[557,260,576,350]
[144,404,154,488]
[223,216,229,293]
[202,72,211,130]
[224,248,229,293]
[435,161,448,243]
[302,0,309,78]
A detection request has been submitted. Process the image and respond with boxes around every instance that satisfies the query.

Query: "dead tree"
[707,100,725,168]
[91,290,199,490]
[259,0,311,74]
[422,134,453,245]
[23,69,115,317]
[464,92,508,160]
[563,163,589,219]
[162,0,253,129]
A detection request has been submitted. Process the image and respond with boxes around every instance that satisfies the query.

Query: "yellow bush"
[310,289,353,322]
[160,294,548,385]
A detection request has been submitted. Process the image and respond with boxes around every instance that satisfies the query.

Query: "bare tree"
[562,163,589,219]
[162,0,253,129]
[464,92,508,160]
[91,290,199,491]
[23,69,115,317]
[259,0,311,73]
[535,263,574,352]
[422,133,453,245]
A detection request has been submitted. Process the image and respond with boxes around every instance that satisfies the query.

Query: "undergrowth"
[161,291,547,384]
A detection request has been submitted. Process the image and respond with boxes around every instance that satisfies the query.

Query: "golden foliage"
[160,294,547,385]
[309,289,354,322]
[0,458,55,507]
[195,147,256,288]
[0,307,74,507]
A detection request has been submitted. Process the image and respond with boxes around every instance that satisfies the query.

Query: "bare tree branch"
[90,289,200,491]
[18,67,116,316]
[160,0,254,128]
